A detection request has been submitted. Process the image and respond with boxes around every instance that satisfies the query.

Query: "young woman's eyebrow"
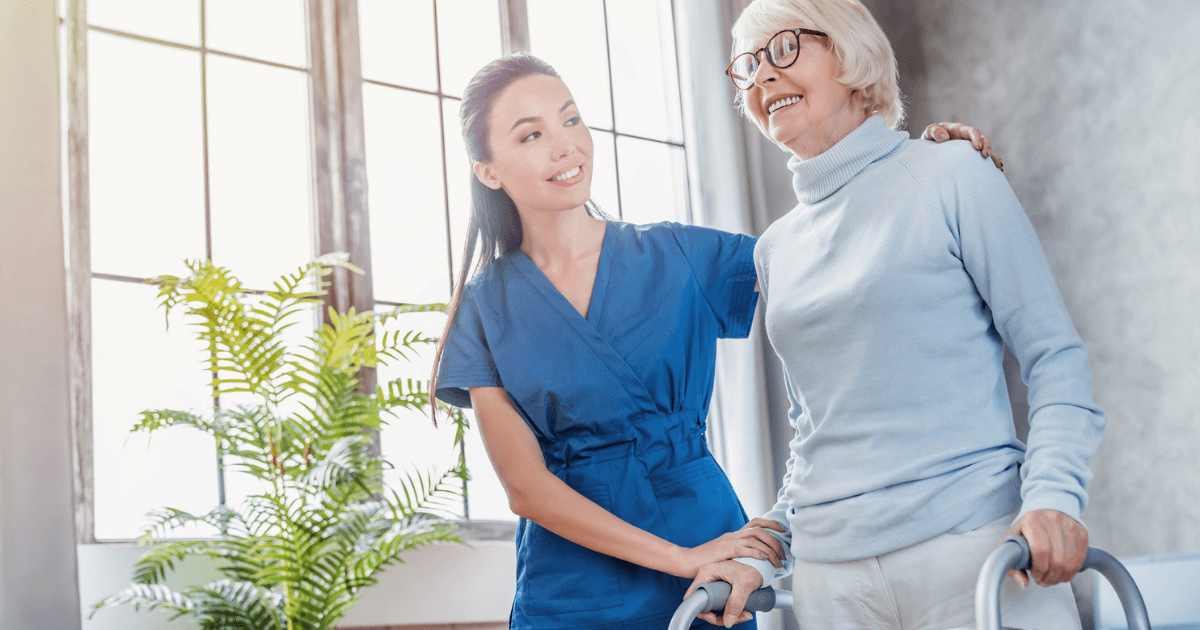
[509,100,577,132]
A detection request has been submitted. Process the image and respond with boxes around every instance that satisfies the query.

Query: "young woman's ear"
[473,161,503,190]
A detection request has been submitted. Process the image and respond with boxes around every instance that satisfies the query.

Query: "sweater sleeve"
[947,147,1107,525]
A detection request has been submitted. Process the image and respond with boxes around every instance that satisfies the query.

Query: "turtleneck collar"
[788,115,909,205]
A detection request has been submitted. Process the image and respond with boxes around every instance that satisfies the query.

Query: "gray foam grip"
[697,581,777,613]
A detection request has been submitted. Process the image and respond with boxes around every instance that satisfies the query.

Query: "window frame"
[64,0,694,544]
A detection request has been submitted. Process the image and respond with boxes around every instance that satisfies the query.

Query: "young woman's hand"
[683,560,764,628]
[922,122,1004,171]
[674,520,786,578]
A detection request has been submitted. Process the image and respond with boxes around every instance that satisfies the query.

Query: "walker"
[668,535,1152,630]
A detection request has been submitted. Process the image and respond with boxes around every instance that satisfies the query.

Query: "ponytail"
[429,176,522,424]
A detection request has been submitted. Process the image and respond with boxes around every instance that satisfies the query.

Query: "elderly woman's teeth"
[769,95,801,114]
[552,166,581,181]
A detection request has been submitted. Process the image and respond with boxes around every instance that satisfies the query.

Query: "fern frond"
[91,583,197,621]
[138,507,205,542]
[131,540,212,584]
[375,378,430,418]
[191,579,286,630]
[374,302,447,319]
[131,409,214,436]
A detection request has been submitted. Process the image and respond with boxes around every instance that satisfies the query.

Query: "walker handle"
[666,582,781,630]
[696,580,777,613]
[974,535,1150,630]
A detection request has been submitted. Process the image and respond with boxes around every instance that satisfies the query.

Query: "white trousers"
[788,514,1082,630]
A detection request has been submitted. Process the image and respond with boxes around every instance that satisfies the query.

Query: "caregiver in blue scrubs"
[430,53,993,630]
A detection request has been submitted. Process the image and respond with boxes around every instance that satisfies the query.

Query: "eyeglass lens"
[731,30,802,89]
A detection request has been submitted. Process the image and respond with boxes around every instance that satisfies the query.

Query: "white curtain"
[674,2,797,628]
[0,0,84,627]
[674,0,784,538]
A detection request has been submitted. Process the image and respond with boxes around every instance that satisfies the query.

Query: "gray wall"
[0,0,85,628]
[868,0,1200,560]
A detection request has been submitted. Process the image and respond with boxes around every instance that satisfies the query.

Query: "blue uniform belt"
[544,409,705,473]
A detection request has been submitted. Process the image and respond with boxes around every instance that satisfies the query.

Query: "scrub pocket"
[649,455,747,549]
[519,483,626,616]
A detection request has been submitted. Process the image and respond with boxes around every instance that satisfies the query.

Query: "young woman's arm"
[469,386,785,579]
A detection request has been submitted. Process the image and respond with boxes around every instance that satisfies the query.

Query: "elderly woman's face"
[743,33,862,157]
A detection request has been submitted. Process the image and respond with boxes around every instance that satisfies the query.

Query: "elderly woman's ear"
[922,122,1004,171]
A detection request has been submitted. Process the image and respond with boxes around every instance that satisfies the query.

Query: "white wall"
[79,542,515,629]
[0,0,85,627]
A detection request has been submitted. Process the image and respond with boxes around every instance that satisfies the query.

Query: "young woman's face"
[743,33,862,157]
[474,74,594,214]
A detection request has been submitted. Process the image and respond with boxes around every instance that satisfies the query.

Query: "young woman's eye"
[520,130,541,143]
[565,116,582,127]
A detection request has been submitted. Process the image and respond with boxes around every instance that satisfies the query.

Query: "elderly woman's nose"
[754,57,781,86]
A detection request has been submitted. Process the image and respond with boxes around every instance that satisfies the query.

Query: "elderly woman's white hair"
[732,0,905,130]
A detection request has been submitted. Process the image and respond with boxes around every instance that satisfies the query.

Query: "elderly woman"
[686,1,1106,629]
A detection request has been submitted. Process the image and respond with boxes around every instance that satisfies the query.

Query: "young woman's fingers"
[743,517,786,532]
[745,527,785,558]
[923,123,951,142]
[1007,568,1030,588]
[742,541,781,567]
[698,611,752,626]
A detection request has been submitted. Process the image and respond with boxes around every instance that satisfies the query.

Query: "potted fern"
[92,254,469,629]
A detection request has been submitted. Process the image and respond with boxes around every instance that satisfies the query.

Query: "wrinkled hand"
[684,560,764,628]
[922,122,1004,171]
[1003,509,1088,587]
[676,519,786,578]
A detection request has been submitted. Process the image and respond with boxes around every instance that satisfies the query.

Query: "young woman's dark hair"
[429,53,606,424]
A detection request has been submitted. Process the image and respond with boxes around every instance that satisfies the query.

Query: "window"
[66,0,315,541]
[64,0,693,540]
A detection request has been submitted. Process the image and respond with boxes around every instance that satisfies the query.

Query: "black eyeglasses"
[726,28,828,91]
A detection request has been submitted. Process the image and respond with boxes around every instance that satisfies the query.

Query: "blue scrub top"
[436,221,759,630]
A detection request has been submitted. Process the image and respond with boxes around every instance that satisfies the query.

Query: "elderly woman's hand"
[922,122,1004,171]
[1002,509,1089,587]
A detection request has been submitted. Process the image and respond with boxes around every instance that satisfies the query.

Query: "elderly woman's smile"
[767,94,803,115]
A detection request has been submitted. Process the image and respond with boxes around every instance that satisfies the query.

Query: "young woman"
[430,53,995,630]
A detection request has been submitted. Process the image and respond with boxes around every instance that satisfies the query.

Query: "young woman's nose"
[549,128,573,161]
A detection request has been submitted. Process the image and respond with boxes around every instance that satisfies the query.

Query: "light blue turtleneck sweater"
[736,116,1106,584]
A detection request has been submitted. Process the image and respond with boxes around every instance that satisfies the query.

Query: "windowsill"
[79,522,517,630]
[87,520,518,546]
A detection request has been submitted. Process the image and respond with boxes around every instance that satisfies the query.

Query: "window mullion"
[309,0,378,457]
[310,0,373,319]
[599,0,624,220]
[499,0,529,54]
[65,0,94,546]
